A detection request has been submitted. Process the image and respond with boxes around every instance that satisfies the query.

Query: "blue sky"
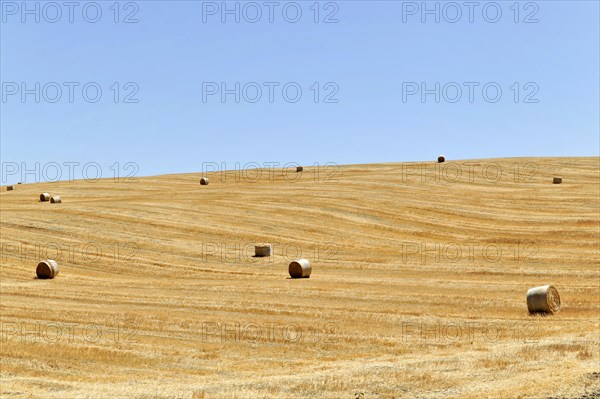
[1,1,599,183]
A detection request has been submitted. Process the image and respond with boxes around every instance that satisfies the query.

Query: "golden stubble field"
[1,157,599,399]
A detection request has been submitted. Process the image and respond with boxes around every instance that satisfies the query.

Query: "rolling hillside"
[1,157,599,398]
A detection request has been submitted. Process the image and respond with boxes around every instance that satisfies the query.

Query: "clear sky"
[1,1,599,184]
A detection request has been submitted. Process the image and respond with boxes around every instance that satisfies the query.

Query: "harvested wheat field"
[1,157,599,399]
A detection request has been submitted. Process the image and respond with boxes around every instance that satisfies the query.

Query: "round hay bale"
[6,185,14,191]
[526,285,560,314]
[289,259,311,278]
[36,260,59,279]
[40,193,50,202]
[255,243,272,257]
[437,155,445,163]
[50,195,62,204]
[553,177,562,184]
[296,166,303,172]
[200,177,209,185]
